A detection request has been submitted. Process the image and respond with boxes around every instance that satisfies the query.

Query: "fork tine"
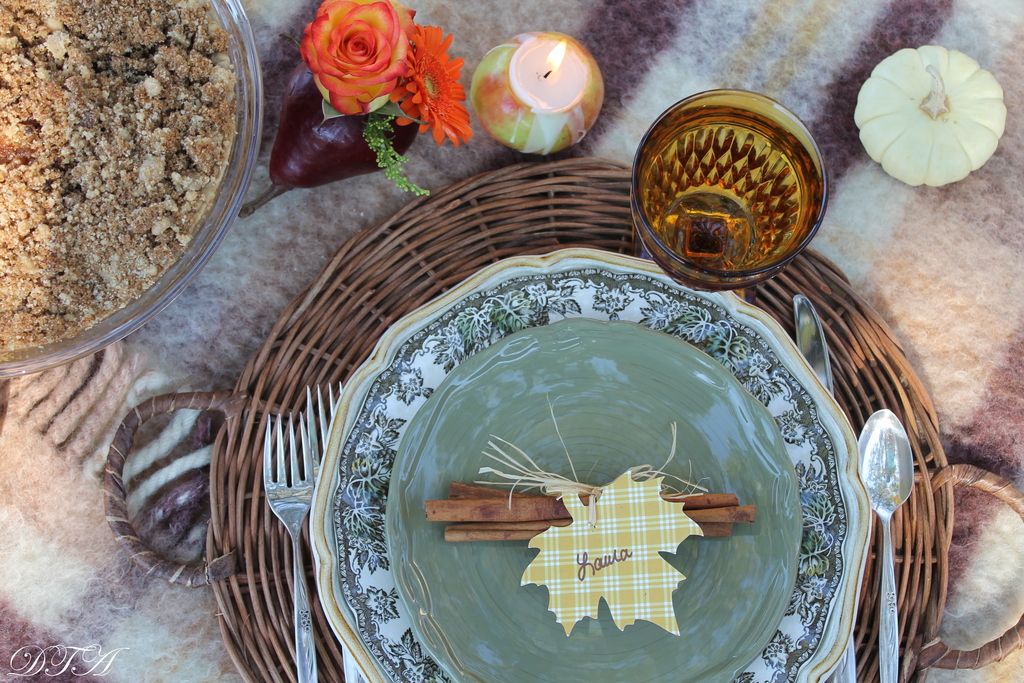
[275,415,286,485]
[318,384,335,460]
[305,386,318,465]
[300,402,313,481]
[302,412,316,484]
[317,387,325,458]
[262,416,274,486]
[276,415,287,485]
[288,415,300,486]
[319,385,328,444]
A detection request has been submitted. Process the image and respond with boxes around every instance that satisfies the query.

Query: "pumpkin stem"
[920,65,950,120]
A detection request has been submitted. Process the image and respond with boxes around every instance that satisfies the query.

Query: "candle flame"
[546,41,567,73]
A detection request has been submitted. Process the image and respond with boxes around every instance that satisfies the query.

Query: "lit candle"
[470,32,604,154]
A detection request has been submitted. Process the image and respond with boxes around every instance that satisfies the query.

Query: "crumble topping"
[0,0,236,351]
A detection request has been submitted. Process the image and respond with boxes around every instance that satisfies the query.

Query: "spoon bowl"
[859,410,914,519]
[858,409,914,683]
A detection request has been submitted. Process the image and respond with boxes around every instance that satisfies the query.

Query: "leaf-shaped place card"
[521,470,702,636]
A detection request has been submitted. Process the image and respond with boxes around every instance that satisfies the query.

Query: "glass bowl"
[0,0,263,377]
[631,90,827,291]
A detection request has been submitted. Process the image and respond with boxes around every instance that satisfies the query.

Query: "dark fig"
[241,61,417,216]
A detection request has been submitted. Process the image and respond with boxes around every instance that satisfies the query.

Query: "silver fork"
[264,386,336,683]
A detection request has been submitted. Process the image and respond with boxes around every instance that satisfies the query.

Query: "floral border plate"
[311,248,869,683]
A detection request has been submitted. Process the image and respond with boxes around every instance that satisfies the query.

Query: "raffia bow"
[477,417,707,528]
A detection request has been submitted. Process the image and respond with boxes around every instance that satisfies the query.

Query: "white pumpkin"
[854,45,1006,187]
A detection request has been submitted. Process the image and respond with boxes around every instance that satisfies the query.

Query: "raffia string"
[476,419,707,527]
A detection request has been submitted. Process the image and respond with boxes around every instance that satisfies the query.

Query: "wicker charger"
[103,158,1024,682]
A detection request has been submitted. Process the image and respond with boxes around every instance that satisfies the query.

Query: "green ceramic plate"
[387,318,802,683]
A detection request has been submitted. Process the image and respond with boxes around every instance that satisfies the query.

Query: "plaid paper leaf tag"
[521,470,702,636]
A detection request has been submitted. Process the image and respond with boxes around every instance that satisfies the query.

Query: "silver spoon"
[858,409,914,683]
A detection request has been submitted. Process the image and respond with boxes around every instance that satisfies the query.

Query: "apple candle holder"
[470,32,603,155]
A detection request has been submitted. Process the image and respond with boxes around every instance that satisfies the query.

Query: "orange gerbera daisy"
[390,24,473,146]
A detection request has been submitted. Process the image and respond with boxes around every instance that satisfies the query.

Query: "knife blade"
[793,294,833,394]
[793,294,855,683]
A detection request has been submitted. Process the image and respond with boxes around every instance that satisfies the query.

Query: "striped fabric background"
[2,0,1023,681]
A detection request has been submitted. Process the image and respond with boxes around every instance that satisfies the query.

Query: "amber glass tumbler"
[631,90,827,290]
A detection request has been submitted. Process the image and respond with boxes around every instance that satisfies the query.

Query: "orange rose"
[300,0,416,115]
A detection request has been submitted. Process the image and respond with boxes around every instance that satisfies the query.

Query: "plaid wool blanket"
[2,0,1023,681]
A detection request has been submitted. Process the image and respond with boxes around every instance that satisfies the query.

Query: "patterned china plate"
[311,248,869,683]
[388,317,803,683]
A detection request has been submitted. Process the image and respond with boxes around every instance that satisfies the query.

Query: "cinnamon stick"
[446,527,539,543]
[447,519,574,532]
[435,482,751,543]
[449,481,534,500]
[425,497,756,524]
[443,520,733,542]
[448,481,739,509]
[426,497,568,523]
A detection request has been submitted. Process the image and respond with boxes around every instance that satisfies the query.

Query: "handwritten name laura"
[576,549,633,581]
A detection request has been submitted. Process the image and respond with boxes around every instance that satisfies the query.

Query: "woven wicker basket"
[104,158,1024,682]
